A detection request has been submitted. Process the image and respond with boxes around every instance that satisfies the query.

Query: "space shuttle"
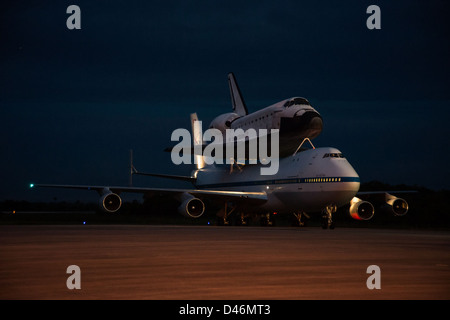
[207,73,323,157]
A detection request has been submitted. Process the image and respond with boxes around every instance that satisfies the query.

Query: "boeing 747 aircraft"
[31,74,409,229]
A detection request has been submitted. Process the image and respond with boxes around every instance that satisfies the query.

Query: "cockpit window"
[284,97,310,107]
[323,153,345,159]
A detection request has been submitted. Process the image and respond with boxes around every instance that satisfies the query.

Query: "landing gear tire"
[260,213,276,227]
[235,213,250,226]
[216,217,231,226]
[321,217,328,229]
[323,219,335,230]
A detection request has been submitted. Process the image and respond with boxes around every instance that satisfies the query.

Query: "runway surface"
[1,225,449,300]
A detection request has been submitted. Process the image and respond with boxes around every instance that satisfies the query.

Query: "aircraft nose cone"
[280,111,323,139]
[308,114,323,133]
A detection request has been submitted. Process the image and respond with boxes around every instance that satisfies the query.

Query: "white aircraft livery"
[31,73,409,229]
[209,73,323,157]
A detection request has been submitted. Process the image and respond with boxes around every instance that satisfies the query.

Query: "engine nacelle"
[178,195,205,218]
[384,194,409,216]
[349,197,375,220]
[99,192,122,213]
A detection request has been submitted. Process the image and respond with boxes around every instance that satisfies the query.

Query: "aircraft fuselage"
[209,97,323,157]
[195,147,360,214]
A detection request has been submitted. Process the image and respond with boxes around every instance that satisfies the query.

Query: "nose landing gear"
[322,204,337,229]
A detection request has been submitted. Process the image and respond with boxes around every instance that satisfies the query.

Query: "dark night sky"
[1,1,449,202]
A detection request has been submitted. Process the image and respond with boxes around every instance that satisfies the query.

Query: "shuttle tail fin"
[228,72,248,116]
[190,113,205,169]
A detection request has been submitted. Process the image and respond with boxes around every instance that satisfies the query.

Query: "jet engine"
[384,194,409,216]
[99,192,122,213]
[349,197,375,220]
[178,195,205,218]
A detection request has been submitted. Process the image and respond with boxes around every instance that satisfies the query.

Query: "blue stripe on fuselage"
[197,176,360,189]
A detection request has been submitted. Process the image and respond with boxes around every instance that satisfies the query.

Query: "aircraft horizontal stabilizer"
[164,137,281,160]
[132,170,197,183]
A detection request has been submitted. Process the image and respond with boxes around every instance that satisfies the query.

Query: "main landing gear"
[260,212,276,226]
[216,202,236,226]
[292,211,311,227]
[321,204,337,229]
[215,203,338,229]
[216,202,276,226]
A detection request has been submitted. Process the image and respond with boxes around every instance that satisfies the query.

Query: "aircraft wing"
[356,190,417,202]
[31,184,268,203]
[357,191,417,195]
[356,190,417,203]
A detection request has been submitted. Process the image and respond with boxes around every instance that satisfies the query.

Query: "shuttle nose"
[280,111,323,139]
[307,114,323,137]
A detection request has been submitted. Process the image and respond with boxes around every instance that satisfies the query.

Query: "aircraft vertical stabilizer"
[190,113,205,169]
[228,73,248,116]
